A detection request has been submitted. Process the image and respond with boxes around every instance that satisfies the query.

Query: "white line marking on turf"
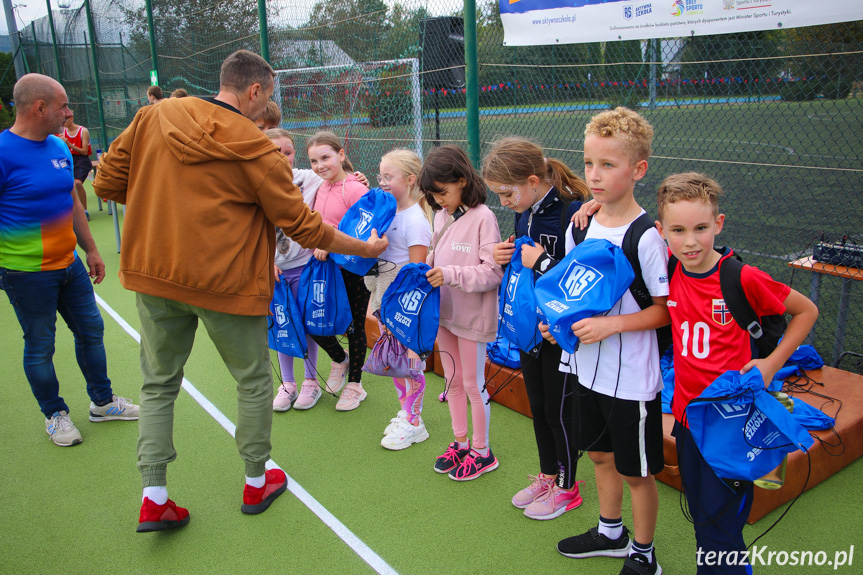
[94,293,398,575]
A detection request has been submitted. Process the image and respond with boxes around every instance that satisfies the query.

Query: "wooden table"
[789,256,862,366]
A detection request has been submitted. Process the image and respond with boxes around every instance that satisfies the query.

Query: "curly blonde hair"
[584,107,653,164]
[656,172,722,220]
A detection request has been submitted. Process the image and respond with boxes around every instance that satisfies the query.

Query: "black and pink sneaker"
[434,441,470,474]
[449,447,499,481]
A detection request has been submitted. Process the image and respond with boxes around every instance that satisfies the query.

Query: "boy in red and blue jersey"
[655,172,818,574]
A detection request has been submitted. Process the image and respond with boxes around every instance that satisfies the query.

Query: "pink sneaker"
[512,474,555,509]
[523,481,583,520]
[335,382,367,411]
[326,354,349,394]
[292,380,322,410]
[273,382,298,412]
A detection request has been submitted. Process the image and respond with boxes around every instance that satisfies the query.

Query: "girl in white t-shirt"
[366,149,433,450]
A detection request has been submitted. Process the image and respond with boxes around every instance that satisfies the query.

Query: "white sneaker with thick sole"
[383,410,408,436]
[381,417,429,450]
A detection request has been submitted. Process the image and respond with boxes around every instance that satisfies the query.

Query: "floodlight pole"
[145,0,158,81]
[2,0,25,77]
[257,0,270,63]
[463,0,480,169]
[45,0,63,81]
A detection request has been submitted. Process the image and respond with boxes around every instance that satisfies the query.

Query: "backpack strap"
[620,213,657,311]
[570,214,591,246]
[718,254,771,351]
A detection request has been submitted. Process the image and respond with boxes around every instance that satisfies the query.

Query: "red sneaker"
[241,468,288,514]
[137,498,190,533]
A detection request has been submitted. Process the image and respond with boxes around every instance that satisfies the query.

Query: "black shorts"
[72,154,92,182]
[576,386,664,478]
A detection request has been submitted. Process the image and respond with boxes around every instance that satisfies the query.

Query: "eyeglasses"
[376,174,404,185]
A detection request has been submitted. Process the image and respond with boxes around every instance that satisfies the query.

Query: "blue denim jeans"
[0,257,114,417]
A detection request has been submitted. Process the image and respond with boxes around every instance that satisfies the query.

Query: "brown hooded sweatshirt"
[94,97,335,315]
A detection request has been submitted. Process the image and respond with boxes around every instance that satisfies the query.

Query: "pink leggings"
[437,327,490,449]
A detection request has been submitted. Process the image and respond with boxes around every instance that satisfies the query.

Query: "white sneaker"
[89,395,139,422]
[381,417,429,450]
[326,354,349,394]
[273,382,298,412]
[383,410,408,436]
[45,411,83,446]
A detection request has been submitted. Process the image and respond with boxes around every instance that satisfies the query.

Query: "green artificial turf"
[1,184,860,574]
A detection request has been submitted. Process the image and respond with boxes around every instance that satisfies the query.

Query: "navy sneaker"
[558,526,631,559]
[434,441,470,474]
[620,552,662,575]
[448,447,499,481]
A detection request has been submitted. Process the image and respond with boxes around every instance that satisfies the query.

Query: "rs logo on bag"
[399,288,428,315]
[274,304,286,325]
[312,281,326,307]
[560,260,603,301]
[506,273,519,302]
[713,403,748,419]
[356,209,374,236]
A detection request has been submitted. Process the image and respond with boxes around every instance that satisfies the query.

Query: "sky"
[1,0,80,36]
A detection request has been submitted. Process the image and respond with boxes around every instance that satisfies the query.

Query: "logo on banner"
[312,280,326,307]
[559,260,602,302]
[356,209,374,236]
[623,5,632,19]
[712,299,732,325]
[671,0,684,16]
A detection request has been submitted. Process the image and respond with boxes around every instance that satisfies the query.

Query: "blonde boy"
[655,173,817,574]
[543,107,669,575]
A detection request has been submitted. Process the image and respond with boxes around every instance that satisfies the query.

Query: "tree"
[0,52,16,104]
[305,0,390,63]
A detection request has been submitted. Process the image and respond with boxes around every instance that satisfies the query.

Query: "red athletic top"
[63,126,92,157]
[667,251,790,423]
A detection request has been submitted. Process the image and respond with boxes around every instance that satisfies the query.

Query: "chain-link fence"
[11,1,863,371]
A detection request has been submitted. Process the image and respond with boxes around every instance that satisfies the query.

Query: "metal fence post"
[45,0,62,81]
[30,22,43,74]
[145,0,159,81]
[463,0,480,168]
[258,0,270,63]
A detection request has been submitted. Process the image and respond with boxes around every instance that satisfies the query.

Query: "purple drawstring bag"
[362,331,425,379]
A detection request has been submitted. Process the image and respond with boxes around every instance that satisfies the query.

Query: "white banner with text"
[499,0,863,46]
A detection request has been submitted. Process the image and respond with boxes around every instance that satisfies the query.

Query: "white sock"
[142,486,168,505]
[457,440,469,451]
[598,517,623,540]
[246,474,265,488]
[473,445,490,457]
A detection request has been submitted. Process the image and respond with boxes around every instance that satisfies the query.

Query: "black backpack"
[668,249,787,359]
[571,213,673,357]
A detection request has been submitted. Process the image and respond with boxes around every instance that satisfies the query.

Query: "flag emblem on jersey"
[712,299,732,325]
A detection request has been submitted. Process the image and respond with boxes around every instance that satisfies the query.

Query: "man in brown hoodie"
[95,50,387,532]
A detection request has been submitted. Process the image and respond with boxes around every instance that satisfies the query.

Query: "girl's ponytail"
[546,157,588,201]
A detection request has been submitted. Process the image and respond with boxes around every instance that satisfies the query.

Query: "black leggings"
[340,268,371,383]
[521,342,579,489]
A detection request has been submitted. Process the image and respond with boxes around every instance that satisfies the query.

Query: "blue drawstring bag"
[685,368,814,482]
[785,344,825,371]
[661,367,674,414]
[331,188,397,276]
[267,279,308,358]
[486,334,521,369]
[767,364,801,392]
[533,238,635,353]
[498,236,543,356]
[298,257,353,337]
[381,263,440,360]
[790,398,836,431]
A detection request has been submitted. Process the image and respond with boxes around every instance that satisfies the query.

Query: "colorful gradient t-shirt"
[0,130,76,271]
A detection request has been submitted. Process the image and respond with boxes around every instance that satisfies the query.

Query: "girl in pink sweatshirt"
[421,145,503,481]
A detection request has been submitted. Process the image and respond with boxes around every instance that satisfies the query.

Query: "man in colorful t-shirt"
[0,73,138,447]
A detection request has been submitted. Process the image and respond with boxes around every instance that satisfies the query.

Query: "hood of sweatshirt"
[156,97,277,165]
